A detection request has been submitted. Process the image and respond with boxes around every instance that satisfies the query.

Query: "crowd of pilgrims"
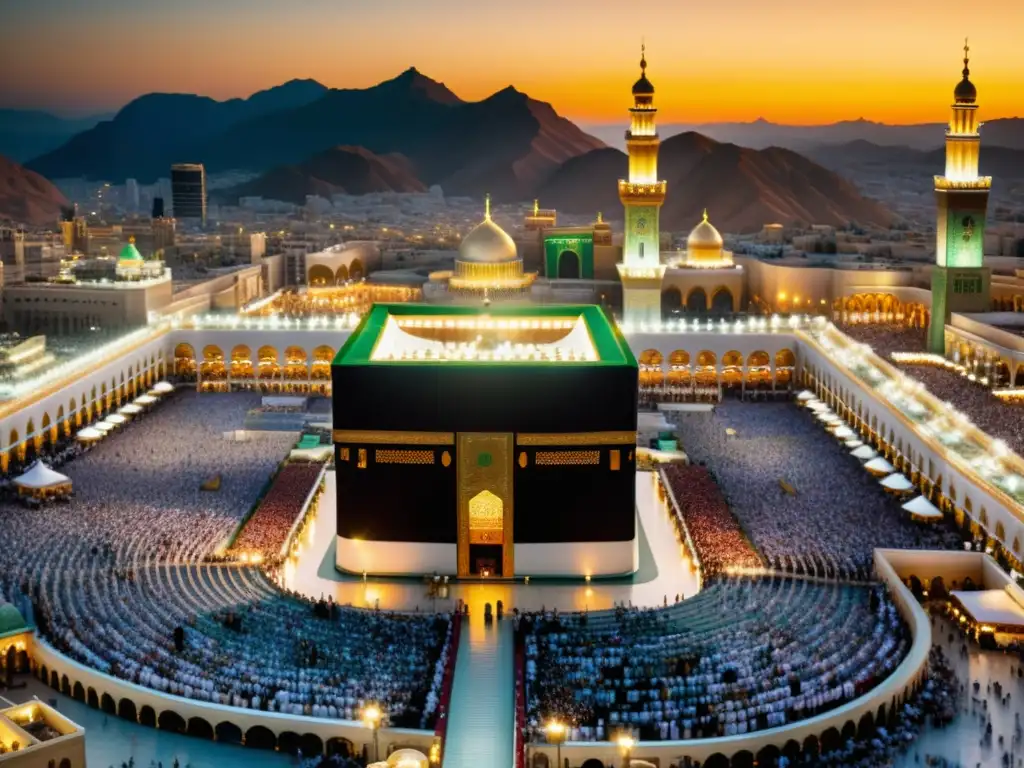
[841,324,1024,457]
[229,460,325,562]
[667,402,963,581]
[0,391,453,728]
[522,577,911,743]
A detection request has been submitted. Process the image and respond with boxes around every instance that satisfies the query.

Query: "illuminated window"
[340,447,350,462]
[357,448,367,469]
[610,449,621,471]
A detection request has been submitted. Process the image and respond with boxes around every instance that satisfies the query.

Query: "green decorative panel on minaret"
[624,204,659,266]
[944,208,985,268]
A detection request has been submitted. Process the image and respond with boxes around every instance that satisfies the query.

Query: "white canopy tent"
[796,390,816,402]
[864,456,895,474]
[76,427,104,443]
[851,445,878,460]
[13,461,72,500]
[880,473,914,492]
[902,495,943,522]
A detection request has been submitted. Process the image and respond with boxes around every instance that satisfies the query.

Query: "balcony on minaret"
[618,180,667,204]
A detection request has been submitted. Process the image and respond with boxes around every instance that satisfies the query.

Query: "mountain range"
[536,132,895,232]
[18,69,897,231]
[585,118,1024,153]
[219,146,427,203]
[0,109,111,163]
[0,155,69,226]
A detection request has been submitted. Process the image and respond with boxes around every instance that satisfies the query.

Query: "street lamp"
[617,733,635,767]
[546,720,567,768]
[362,703,382,762]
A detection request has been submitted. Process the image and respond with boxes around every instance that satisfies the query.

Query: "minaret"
[928,40,992,352]
[617,44,667,325]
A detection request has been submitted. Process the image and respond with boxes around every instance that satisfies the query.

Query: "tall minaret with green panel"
[616,45,667,325]
[928,41,992,353]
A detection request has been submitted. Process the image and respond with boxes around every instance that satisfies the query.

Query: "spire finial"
[129,235,135,244]
[485,193,491,220]
[533,198,539,216]
[702,208,709,223]
[640,39,647,73]
[963,37,970,78]
[597,211,603,224]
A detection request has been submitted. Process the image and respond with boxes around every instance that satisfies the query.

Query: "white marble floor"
[280,470,700,616]
[894,614,1024,768]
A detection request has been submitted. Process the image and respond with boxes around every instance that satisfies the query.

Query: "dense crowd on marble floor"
[0,392,452,727]
[667,402,962,580]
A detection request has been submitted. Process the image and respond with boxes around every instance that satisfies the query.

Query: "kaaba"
[332,303,639,578]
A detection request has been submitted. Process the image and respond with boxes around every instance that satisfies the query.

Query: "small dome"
[119,239,143,263]
[687,211,723,250]
[632,74,655,96]
[459,207,517,264]
[954,76,976,104]
[0,602,27,635]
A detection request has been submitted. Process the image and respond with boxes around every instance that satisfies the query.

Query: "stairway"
[443,616,515,768]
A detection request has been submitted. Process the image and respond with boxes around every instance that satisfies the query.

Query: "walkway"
[443,616,515,768]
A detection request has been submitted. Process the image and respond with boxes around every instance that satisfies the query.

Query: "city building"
[170,163,207,226]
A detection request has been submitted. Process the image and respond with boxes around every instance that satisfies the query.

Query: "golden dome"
[458,196,518,264]
[687,210,724,250]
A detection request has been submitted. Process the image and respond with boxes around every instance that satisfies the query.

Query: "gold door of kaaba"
[457,432,514,577]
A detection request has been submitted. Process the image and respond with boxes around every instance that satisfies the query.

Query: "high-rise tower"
[617,45,667,325]
[928,40,991,353]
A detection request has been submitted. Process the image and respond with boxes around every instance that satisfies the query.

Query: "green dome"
[0,602,27,635]
[119,241,144,263]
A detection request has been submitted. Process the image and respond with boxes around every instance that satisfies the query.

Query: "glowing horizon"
[4,0,1023,125]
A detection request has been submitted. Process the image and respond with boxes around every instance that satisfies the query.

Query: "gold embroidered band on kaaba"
[515,431,637,446]
[333,430,455,446]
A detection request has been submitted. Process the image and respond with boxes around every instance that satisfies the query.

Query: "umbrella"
[808,401,828,412]
[865,457,895,475]
[119,404,143,415]
[106,413,127,425]
[76,427,104,442]
[851,445,877,460]
[833,426,855,439]
[844,439,864,448]
[902,495,943,521]
[815,410,835,421]
[134,395,158,406]
[880,473,914,492]
[822,415,844,425]
[151,381,175,394]
[93,421,115,433]
[796,390,816,401]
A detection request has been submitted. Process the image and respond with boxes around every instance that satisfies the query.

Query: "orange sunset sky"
[4,0,1023,124]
